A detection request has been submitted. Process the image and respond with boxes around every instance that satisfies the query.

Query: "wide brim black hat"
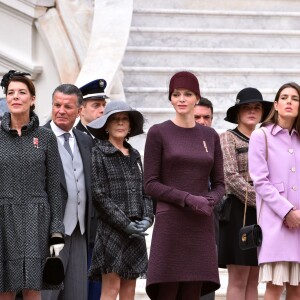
[43,257,64,285]
[87,100,144,139]
[225,87,273,124]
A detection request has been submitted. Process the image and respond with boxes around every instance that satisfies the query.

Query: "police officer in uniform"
[75,79,108,139]
[75,79,109,300]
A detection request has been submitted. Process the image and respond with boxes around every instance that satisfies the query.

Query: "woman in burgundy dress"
[144,71,225,299]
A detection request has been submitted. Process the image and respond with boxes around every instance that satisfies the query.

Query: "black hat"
[87,100,144,139]
[43,257,65,285]
[225,87,273,124]
[80,79,109,101]
[0,70,31,94]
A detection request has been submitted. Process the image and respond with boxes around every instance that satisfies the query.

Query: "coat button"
[291,186,297,191]
[291,167,296,172]
[288,149,294,154]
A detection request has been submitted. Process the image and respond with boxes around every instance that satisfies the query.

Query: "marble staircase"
[123,0,300,153]
[121,1,299,299]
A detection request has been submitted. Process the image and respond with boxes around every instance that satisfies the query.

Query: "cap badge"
[99,80,105,88]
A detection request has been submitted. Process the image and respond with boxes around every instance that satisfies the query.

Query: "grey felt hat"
[87,100,144,139]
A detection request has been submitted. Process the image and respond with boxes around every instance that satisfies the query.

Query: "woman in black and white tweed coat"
[87,100,153,300]
[0,71,64,300]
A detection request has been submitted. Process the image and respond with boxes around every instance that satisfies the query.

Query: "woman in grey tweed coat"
[0,71,64,299]
[87,100,153,300]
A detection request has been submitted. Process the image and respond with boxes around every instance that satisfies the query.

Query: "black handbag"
[239,128,267,251]
[43,256,65,285]
[239,183,263,250]
[239,224,262,250]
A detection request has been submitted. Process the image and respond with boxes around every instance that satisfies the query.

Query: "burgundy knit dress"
[144,120,225,298]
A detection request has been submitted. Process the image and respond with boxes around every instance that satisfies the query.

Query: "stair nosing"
[125,87,277,93]
[133,8,300,17]
[130,27,300,36]
[126,46,300,54]
[122,66,300,75]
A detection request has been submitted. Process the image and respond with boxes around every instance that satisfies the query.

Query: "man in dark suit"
[42,84,93,300]
[74,79,108,300]
[195,98,217,300]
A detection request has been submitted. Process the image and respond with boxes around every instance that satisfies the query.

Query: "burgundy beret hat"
[168,71,201,100]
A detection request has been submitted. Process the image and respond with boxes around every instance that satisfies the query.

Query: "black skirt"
[218,196,258,268]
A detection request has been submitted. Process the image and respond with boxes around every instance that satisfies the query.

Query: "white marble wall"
[0,0,134,123]
[0,0,61,123]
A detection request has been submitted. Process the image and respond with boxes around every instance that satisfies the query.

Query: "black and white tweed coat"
[89,139,153,280]
[0,112,64,292]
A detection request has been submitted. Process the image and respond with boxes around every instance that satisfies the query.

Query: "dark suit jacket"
[75,120,93,139]
[74,120,99,243]
[44,121,94,247]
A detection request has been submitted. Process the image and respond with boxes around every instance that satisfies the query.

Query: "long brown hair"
[261,82,300,133]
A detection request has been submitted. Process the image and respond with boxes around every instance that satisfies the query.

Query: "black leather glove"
[135,217,152,232]
[129,232,149,239]
[125,221,144,235]
[185,195,213,216]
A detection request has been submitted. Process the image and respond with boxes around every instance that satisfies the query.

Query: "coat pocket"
[273,182,285,193]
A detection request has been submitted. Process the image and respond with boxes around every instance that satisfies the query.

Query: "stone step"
[132,9,300,30]
[129,27,300,49]
[132,269,268,300]
[133,0,300,11]
[123,47,300,68]
[122,66,300,91]
[124,87,276,111]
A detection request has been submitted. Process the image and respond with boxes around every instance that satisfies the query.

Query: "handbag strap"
[242,128,268,227]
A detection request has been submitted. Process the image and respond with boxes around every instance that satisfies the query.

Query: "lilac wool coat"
[248,124,300,265]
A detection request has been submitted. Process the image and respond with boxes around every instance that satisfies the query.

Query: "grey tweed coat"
[89,139,153,280]
[0,112,64,292]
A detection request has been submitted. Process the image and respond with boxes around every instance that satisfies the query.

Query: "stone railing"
[75,0,133,99]
[36,0,133,98]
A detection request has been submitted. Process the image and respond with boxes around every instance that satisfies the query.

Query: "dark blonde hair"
[262,82,300,133]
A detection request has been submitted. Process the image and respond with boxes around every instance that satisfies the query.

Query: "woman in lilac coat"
[249,82,300,299]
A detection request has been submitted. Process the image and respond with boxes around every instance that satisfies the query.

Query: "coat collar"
[96,139,140,160]
[267,124,299,137]
[1,112,39,136]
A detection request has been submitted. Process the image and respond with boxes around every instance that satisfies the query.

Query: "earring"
[105,130,109,134]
